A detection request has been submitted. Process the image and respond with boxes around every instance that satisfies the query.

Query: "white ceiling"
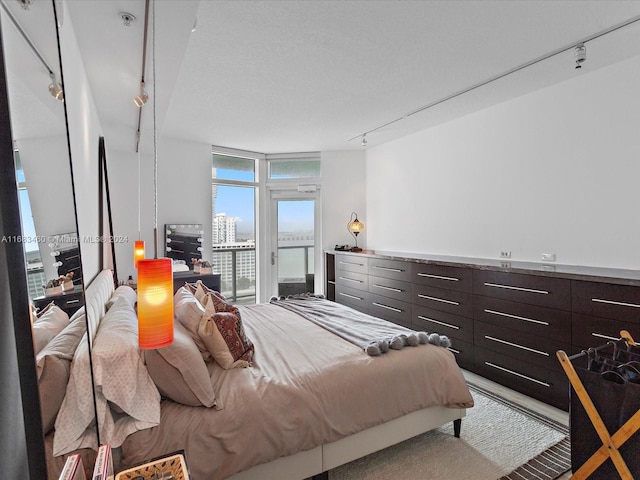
[61,0,640,154]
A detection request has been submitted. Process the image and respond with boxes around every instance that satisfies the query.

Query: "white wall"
[366,55,640,270]
[321,150,367,251]
[58,2,104,284]
[108,137,213,281]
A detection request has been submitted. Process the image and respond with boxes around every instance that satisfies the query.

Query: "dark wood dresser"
[325,250,640,410]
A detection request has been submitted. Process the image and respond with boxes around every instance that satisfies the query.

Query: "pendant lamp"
[137,0,173,349]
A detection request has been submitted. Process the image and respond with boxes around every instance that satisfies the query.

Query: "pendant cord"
[152,0,158,259]
[137,146,141,241]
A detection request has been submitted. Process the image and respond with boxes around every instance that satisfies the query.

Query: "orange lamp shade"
[133,240,146,268]
[137,257,174,349]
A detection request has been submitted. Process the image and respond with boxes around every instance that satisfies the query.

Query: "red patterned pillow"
[198,305,254,369]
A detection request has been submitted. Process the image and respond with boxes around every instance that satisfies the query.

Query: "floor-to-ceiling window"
[15,151,45,300]
[211,149,259,304]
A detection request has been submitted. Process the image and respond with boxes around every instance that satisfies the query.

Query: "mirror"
[0,0,89,467]
[165,223,203,268]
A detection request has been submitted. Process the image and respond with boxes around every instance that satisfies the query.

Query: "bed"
[45,270,473,479]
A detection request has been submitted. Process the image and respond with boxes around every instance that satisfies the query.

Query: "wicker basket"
[115,452,189,480]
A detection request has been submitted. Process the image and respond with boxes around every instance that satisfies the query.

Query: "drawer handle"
[372,284,403,293]
[339,261,364,267]
[484,335,549,357]
[417,294,460,306]
[417,315,460,330]
[373,265,404,273]
[483,282,548,295]
[484,362,550,387]
[591,298,640,309]
[372,302,403,313]
[65,299,81,305]
[447,347,460,354]
[339,292,363,301]
[591,332,621,341]
[484,309,549,326]
[417,273,459,282]
[339,277,363,284]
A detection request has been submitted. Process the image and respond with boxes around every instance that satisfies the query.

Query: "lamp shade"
[137,257,174,349]
[348,217,365,235]
[133,240,146,268]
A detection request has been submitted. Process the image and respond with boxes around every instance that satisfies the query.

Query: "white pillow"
[105,285,137,310]
[174,286,211,361]
[32,305,70,354]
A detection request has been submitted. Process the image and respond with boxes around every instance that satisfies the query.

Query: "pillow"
[35,301,56,319]
[91,296,160,447]
[174,286,211,361]
[105,285,137,311]
[144,321,219,408]
[199,303,254,369]
[32,304,70,354]
[184,280,224,304]
[35,311,87,434]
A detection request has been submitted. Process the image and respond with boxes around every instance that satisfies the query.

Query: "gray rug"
[329,385,570,480]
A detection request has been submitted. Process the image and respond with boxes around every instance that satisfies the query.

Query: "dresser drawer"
[473,271,570,310]
[474,296,571,340]
[412,304,473,343]
[369,276,412,303]
[412,263,472,293]
[572,280,640,324]
[335,284,369,313]
[447,339,474,370]
[572,313,640,352]
[369,297,412,328]
[335,269,368,292]
[474,346,568,410]
[335,254,368,274]
[474,321,570,370]
[368,258,412,282]
[412,284,473,318]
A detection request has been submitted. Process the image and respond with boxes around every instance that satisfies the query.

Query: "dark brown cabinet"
[325,250,640,411]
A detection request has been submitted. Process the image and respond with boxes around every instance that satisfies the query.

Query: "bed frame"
[228,406,465,479]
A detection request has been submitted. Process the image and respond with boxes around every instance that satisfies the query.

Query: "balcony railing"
[211,244,314,304]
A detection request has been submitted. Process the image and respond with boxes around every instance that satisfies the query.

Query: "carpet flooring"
[329,384,570,480]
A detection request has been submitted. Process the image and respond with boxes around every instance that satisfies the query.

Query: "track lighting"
[48,72,64,102]
[575,43,586,69]
[134,86,149,107]
[361,134,367,147]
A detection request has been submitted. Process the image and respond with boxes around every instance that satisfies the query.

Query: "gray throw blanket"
[270,295,451,356]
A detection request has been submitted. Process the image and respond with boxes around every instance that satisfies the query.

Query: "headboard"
[83,269,115,342]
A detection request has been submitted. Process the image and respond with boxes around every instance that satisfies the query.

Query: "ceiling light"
[575,43,586,69]
[48,72,64,102]
[361,134,367,147]
[133,83,149,107]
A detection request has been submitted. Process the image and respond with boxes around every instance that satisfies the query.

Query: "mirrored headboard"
[165,223,203,265]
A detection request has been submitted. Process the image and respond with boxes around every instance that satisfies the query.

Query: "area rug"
[329,384,571,480]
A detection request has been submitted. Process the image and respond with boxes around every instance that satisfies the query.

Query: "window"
[211,150,259,303]
[15,151,46,300]
[267,153,321,179]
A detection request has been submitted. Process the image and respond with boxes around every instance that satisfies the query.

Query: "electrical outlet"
[500,251,511,258]
[541,253,556,262]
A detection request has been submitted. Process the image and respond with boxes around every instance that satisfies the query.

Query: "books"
[58,453,86,480]
[92,444,113,480]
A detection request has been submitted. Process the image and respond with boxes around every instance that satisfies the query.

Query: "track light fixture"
[574,43,586,69]
[361,134,367,147]
[48,72,64,102]
[134,82,149,107]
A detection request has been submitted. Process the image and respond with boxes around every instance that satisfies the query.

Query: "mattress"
[120,302,473,480]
